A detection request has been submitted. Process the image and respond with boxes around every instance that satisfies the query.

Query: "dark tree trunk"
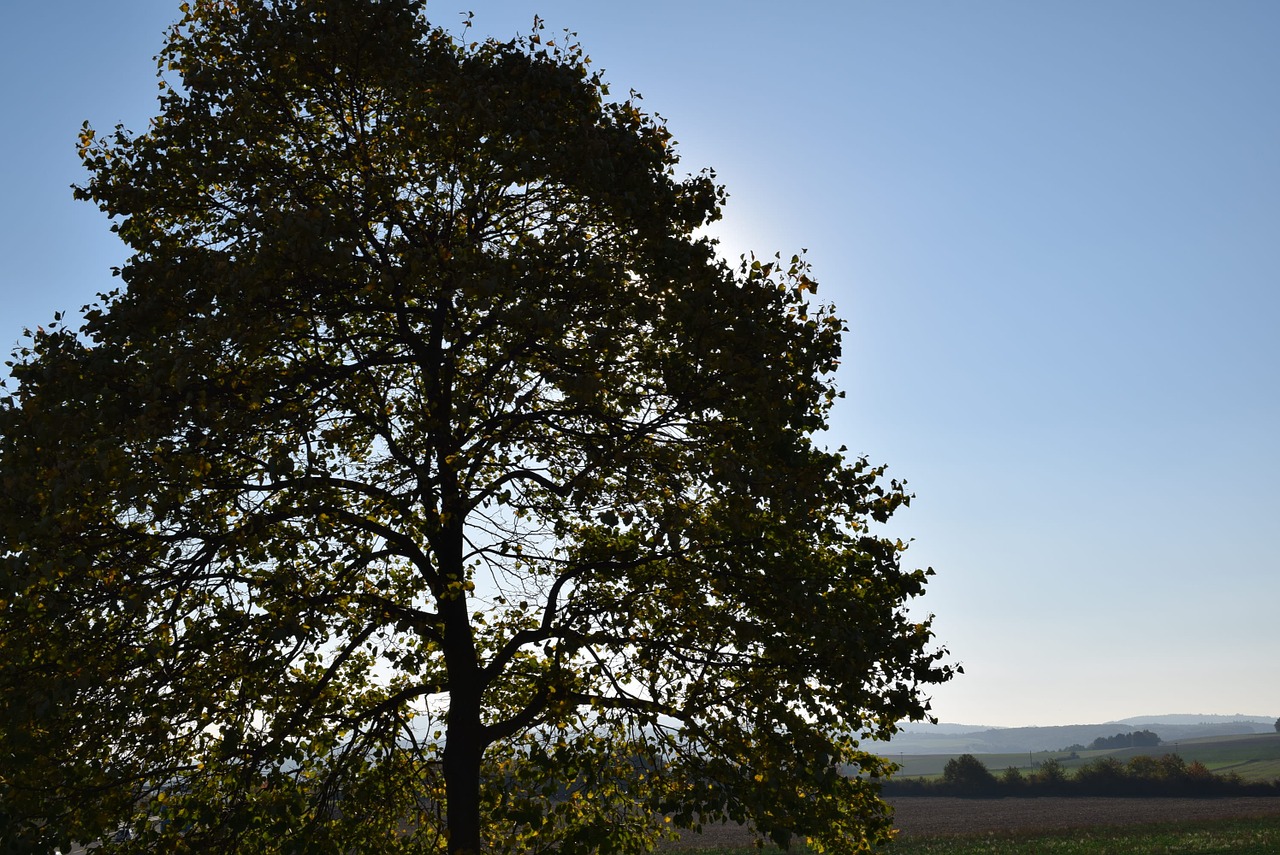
[443,697,483,855]
[439,537,485,855]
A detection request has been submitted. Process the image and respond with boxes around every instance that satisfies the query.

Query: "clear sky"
[3,2,1277,728]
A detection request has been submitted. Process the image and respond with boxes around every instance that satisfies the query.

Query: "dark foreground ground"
[668,796,1280,847]
[62,796,1280,852]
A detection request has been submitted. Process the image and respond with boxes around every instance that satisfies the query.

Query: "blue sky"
[3,2,1277,728]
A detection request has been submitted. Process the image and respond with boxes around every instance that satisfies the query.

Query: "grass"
[681,816,1280,855]
[881,816,1280,854]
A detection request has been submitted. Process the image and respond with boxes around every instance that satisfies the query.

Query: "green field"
[688,815,1280,855]
[883,816,1280,854]
[889,732,1280,783]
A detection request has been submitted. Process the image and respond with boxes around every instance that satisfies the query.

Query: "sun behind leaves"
[0,1,954,852]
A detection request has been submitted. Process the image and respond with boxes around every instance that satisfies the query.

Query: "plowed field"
[888,796,1280,836]
[667,796,1280,848]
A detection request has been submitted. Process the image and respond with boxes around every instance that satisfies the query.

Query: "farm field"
[891,732,1280,783]
[668,796,1280,851]
[884,816,1280,855]
[887,795,1280,835]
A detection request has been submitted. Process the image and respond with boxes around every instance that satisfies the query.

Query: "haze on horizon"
[917,712,1280,731]
[2,1,1277,729]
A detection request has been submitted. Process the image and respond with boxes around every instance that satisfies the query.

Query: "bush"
[1029,757,1068,793]
[1073,757,1127,795]
[881,750,1280,799]
[941,754,998,796]
[999,766,1025,790]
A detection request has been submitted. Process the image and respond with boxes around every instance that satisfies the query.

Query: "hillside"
[1112,713,1276,726]
[880,716,1277,755]
[890,731,1280,784]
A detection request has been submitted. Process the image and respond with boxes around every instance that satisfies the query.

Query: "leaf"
[0,2,954,853]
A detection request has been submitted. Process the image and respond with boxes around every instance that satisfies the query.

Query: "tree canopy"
[1089,730,1161,751]
[0,1,954,852]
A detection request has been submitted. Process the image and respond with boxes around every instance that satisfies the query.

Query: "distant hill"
[894,722,1005,735]
[889,731,1280,783]
[880,716,1277,755]
[1110,713,1277,726]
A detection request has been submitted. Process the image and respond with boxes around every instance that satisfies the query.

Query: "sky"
[2,2,1278,729]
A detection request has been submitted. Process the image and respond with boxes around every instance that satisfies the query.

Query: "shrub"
[999,766,1025,791]
[1029,757,1068,793]
[1074,757,1127,795]
[941,754,998,796]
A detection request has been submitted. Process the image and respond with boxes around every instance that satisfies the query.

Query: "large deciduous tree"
[0,1,954,852]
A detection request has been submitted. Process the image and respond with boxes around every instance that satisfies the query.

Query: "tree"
[1089,729,1160,750]
[1030,757,1068,792]
[998,765,1025,791]
[1073,757,1126,795]
[0,1,954,852]
[941,754,997,796]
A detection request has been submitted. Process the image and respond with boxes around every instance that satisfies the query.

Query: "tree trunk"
[443,699,483,855]
[440,556,485,855]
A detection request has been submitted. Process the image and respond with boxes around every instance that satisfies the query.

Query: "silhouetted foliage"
[941,754,999,797]
[1089,730,1161,750]
[884,753,1280,799]
[1073,757,1127,795]
[0,1,956,853]
[1029,757,1069,794]
[999,766,1026,791]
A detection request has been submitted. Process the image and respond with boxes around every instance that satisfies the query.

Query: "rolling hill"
[889,731,1280,783]
[879,715,1277,755]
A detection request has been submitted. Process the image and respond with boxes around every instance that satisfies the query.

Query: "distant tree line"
[883,753,1280,798]
[1088,729,1162,750]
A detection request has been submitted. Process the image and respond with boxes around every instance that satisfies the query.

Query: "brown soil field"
[887,796,1280,836]
[666,796,1280,848]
